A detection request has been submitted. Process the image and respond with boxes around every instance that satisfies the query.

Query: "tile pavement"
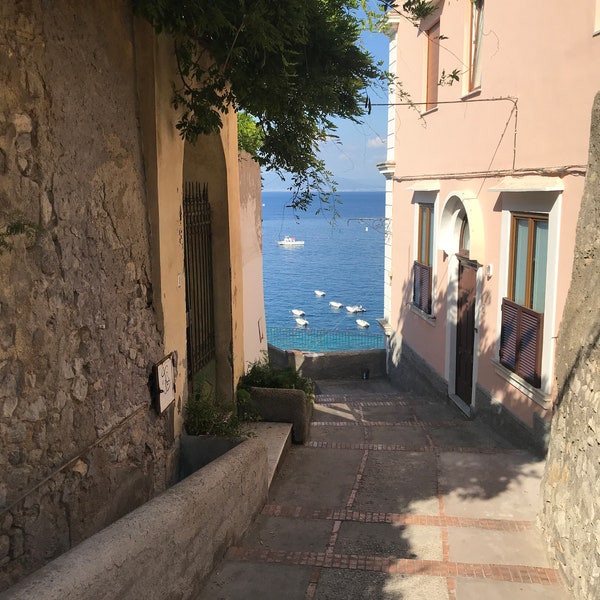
[197,378,571,599]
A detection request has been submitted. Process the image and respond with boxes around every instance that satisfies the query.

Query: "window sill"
[408,303,436,326]
[421,106,438,117]
[492,359,552,410]
[461,88,481,101]
[594,29,600,37]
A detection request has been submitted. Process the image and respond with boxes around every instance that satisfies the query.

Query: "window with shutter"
[413,261,432,314]
[500,299,543,387]
[499,214,548,388]
[413,203,434,314]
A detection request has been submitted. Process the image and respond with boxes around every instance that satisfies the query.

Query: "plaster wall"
[239,153,267,369]
[134,22,187,431]
[136,19,246,406]
[386,0,593,437]
[391,0,600,177]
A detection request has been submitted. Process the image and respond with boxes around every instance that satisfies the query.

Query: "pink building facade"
[380,0,600,451]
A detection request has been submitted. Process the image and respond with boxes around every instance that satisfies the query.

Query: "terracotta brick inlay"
[261,504,535,532]
[304,440,522,455]
[233,389,566,596]
[311,419,472,428]
[226,546,562,585]
[316,395,415,405]
[304,567,320,600]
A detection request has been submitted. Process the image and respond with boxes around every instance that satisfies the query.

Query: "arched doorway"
[440,194,483,416]
[182,133,236,404]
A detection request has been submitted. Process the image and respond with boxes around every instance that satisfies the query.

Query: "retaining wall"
[268,345,386,380]
[0,438,268,600]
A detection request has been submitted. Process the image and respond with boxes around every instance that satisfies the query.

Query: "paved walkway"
[198,378,570,599]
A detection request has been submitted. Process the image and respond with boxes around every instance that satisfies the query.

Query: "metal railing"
[266,326,386,353]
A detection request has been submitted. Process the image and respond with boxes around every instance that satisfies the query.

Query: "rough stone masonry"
[541,91,600,600]
[0,1,176,590]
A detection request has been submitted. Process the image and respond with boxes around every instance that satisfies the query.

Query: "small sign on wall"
[152,353,176,414]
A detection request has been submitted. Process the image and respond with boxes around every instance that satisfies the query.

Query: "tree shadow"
[246,367,547,600]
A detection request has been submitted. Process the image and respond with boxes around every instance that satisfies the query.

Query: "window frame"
[468,0,484,92]
[507,213,549,311]
[425,20,440,112]
[413,202,435,314]
[494,188,562,405]
[500,212,548,389]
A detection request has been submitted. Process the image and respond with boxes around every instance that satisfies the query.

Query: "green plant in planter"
[238,360,314,400]
[184,384,247,439]
[237,360,315,443]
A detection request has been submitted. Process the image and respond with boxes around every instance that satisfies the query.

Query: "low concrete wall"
[0,438,269,600]
[268,345,386,381]
[248,387,312,443]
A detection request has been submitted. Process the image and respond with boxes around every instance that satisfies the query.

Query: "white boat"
[356,319,370,328]
[278,236,304,246]
[291,309,305,317]
[295,318,309,327]
[329,301,343,309]
[314,290,326,296]
[346,305,366,313]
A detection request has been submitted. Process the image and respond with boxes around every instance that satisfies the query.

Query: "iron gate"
[183,182,215,378]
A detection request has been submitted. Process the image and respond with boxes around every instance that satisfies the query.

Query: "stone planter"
[179,434,242,480]
[247,386,313,443]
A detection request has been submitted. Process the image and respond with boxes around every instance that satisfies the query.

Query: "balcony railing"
[267,326,386,353]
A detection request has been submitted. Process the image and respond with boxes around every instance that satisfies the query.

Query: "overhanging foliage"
[134,0,436,208]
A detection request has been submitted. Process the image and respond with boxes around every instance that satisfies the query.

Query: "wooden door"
[455,259,477,405]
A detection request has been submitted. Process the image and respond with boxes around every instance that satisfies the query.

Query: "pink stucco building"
[379,0,600,451]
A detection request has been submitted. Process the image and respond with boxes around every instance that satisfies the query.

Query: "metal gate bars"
[183,182,215,379]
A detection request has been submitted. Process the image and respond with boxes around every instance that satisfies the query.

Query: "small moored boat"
[329,301,343,309]
[356,319,370,328]
[291,309,305,317]
[346,305,366,313]
[295,318,309,327]
[314,290,326,296]
[278,236,304,246]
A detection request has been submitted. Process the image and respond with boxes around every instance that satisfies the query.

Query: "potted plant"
[179,382,249,479]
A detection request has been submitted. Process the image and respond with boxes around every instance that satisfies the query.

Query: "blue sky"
[262,29,390,192]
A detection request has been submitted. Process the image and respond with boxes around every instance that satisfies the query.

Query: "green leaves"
[237,111,264,158]
[134,0,391,206]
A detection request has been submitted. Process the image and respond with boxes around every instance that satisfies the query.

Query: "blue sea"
[261,190,386,352]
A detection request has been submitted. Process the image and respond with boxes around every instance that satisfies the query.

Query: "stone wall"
[1,438,269,600]
[0,1,175,589]
[541,92,600,599]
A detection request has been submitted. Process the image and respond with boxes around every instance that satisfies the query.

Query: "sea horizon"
[261,190,386,352]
